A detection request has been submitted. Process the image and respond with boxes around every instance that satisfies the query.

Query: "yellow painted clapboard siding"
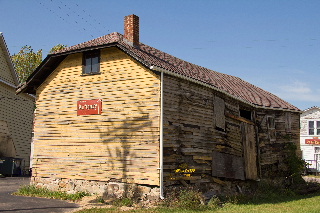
[34,149,159,155]
[33,47,160,186]
[34,161,158,166]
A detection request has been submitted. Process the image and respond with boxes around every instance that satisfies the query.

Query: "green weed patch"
[14,185,90,201]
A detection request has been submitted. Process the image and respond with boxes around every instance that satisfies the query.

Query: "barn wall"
[33,47,160,186]
[162,74,300,185]
[254,110,300,178]
[162,75,255,184]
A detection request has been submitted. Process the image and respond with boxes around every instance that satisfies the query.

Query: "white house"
[300,106,320,172]
[0,32,34,174]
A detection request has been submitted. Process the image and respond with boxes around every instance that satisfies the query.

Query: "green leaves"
[49,44,68,54]
[11,45,42,83]
[11,44,68,83]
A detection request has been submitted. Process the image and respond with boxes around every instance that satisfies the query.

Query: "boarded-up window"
[285,112,292,132]
[212,151,245,180]
[267,116,276,141]
[214,96,225,131]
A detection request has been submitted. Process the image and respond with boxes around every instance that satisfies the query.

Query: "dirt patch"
[68,195,140,212]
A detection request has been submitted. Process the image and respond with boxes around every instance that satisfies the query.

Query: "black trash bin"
[0,157,22,176]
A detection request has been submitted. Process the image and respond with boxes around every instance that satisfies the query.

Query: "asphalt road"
[0,177,79,213]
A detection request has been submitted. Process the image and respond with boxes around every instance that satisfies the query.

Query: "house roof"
[17,32,299,111]
[303,106,320,112]
[0,32,19,87]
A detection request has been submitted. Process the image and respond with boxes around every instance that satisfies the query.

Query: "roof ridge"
[22,31,300,111]
[52,32,123,54]
[303,106,320,111]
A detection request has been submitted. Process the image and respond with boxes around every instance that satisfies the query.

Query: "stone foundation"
[32,176,268,204]
[31,177,160,201]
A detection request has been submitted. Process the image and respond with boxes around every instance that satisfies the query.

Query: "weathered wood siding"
[256,110,300,178]
[33,47,160,185]
[0,83,34,168]
[162,75,254,184]
[162,74,300,184]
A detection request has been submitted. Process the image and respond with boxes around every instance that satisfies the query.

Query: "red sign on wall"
[77,99,102,115]
[305,138,320,145]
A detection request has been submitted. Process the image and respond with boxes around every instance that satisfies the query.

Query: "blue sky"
[1,0,319,110]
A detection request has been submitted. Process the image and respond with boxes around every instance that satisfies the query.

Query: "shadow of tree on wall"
[97,104,158,198]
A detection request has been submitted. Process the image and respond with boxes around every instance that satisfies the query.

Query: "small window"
[83,50,100,74]
[240,109,252,120]
[309,121,320,136]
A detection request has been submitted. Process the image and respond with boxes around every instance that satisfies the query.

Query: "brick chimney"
[124,14,139,46]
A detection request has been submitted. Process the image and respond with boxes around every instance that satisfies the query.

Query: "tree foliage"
[49,44,68,54]
[11,45,42,83]
[11,44,67,83]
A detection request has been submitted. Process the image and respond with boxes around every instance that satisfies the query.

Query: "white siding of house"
[300,107,320,170]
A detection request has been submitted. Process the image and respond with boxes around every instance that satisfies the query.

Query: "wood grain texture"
[162,74,300,184]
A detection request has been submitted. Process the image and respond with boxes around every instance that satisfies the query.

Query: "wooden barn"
[0,32,34,173]
[17,15,301,198]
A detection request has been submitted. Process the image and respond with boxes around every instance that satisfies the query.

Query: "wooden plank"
[212,151,245,180]
[241,123,258,180]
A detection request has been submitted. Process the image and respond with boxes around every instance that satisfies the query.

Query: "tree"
[11,46,42,83]
[49,44,68,54]
[11,44,67,83]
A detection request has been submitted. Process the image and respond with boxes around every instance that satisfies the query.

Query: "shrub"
[112,197,134,207]
[162,187,206,210]
[207,196,221,208]
[177,189,205,209]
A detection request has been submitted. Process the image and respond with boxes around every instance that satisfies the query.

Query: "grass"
[72,179,320,213]
[14,178,320,213]
[14,185,90,201]
[73,192,320,213]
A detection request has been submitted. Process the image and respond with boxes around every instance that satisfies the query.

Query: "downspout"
[159,70,165,199]
[151,65,164,199]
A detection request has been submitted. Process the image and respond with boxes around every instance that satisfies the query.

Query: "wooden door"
[241,123,258,180]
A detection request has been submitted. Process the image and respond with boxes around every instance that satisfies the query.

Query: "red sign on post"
[305,139,320,145]
[77,99,102,115]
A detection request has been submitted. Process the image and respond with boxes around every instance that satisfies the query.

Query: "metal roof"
[18,32,299,111]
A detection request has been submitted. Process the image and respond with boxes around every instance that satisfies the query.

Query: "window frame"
[308,120,320,136]
[82,50,100,75]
